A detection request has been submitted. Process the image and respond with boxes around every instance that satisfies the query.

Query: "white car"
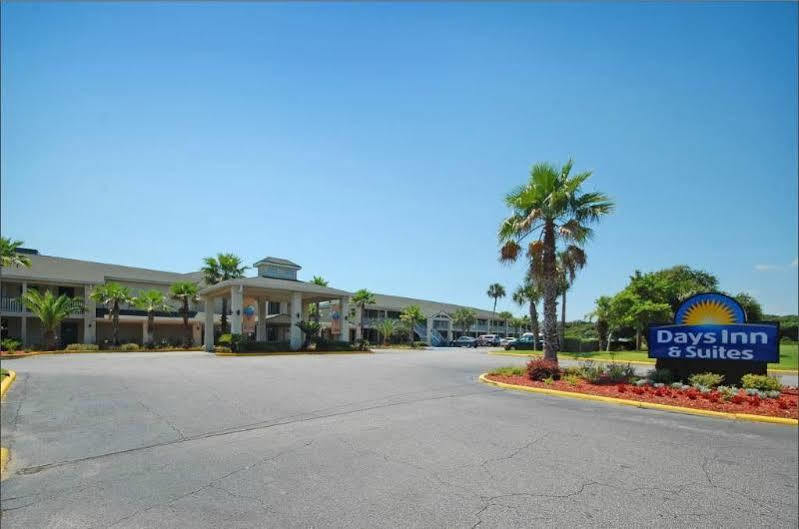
[499,336,516,347]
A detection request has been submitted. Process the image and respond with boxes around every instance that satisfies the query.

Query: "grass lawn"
[504,344,799,371]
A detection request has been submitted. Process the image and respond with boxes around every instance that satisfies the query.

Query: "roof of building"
[253,257,301,269]
[367,292,498,320]
[198,277,351,301]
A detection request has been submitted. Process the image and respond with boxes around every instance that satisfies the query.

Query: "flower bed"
[485,374,799,419]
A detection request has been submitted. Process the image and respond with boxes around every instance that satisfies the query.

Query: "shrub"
[1,338,21,352]
[120,343,139,351]
[489,366,526,377]
[527,358,561,381]
[65,343,99,351]
[561,366,583,377]
[689,372,725,389]
[604,363,637,384]
[564,373,581,386]
[237,341,291,353]
[315,340,357,352]
[218,334,233,346]
[229,333,247,352]
[214,346,232,353]
[646,368,673,384]
[717,386,739,401]
[411,341,428,349]
[578,361,605,383]
[741,374,781,392]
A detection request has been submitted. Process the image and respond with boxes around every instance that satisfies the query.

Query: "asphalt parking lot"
[1,348,797,528]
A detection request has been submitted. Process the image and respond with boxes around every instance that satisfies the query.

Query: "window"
[58,286,75,298]
[268,302,281,315]
[387,311,401,319]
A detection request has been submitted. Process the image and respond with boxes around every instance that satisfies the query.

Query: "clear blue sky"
[2,2,797,318]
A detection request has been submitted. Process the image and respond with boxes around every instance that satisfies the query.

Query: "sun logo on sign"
[675,293,746,326]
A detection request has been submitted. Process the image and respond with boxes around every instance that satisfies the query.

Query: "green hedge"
[316,340,357,352]
[65,343,99,351]
[236,341,292,352]
[562,338,600,352]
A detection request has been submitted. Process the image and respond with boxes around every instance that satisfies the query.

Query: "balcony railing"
[1,297,23,313]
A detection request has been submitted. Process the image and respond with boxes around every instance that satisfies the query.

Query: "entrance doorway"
[61,321,79,347]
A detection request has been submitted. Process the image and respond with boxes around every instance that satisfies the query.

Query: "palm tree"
[351,289,376,342]
[512,278,542,350]
[486,283,506,333]
[499,159,614,360]
[452,307,477,338]
[1,237,32,268]
[22,289,82,349]
[587,295,612,352]
[309,276,329,323]
[399,305,425,343]
[201,253,247,334]
[133,290,173,345]
[557,246,586,349]
[376,318,397,345]
[497,310,513,334]
[91,282,134,345]
[170,282,200,347]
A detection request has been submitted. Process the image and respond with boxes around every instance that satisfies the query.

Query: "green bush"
[577,361,605,384]
[604,363,637,384]
[646,368,674,384]
[218,334,233,346]
[1,338,21,351]
[741,374,781,392]
[229,333,247,352]
[120,343,140,351]
[65,343,99,351]
[236,341,292,352]
[689,372,725,388]
[411,341,428,349]
[489,366,526,377]
[214,346,232,353]
[563,373,581,386]
[316,340,357,352]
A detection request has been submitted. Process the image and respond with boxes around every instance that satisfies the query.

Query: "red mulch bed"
[486,374,799,419]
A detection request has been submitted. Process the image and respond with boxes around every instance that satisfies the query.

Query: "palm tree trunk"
[541,220,559,360]
[182,299,190,347]
[607,330,613,352]
[530,301,540,351]
[491,298,497,334]
[360,305,365,343]
[45,329,56,350]
[112,300,120,345]
[560,290,566,350]
[221,298,228,334]
[147,313,155,344]
[636,329,641,351]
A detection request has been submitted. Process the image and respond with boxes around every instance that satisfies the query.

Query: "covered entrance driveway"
[198,277,352,351]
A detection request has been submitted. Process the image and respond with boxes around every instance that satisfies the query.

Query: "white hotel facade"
[0,248,522,350]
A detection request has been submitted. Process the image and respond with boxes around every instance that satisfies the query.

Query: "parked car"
[505,334,536,350]
[477,334,500,346]
[499,336,516,347]
[450,336,478,348]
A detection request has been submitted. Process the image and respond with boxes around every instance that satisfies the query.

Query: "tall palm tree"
[512,278,541,350]
[399,305,425,343]
[91,282,134,345]
[170,282,200,347]
[351,289,376,341]
[499,159,614,360]
[557,246,587,349]
[133,290,173,345]
[486,283,506,333]
[201,253,247,334]
[1,237,31,268]
[309,276,329,323]
[376,318,397,345]
[21,289,82,349]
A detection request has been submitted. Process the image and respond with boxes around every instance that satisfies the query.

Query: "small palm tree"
[170,282,200,347]
[513,277,542,350]
[499,159,614,360]
[557,246,587,349]
[376,318,397,345]
[201,253,247,334]
[497,310,513,334]
[22,289,82,349]
[486,283,506,332]
[399,305,425,343]
[587,295,613,351]
[351,289,376,342]
[91,282,134,345]
[1,237,32,268]
[309,276,329,323]
[452,307,477,338]
[134,290,173,345]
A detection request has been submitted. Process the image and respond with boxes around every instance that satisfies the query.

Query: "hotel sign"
[648,293,779,363]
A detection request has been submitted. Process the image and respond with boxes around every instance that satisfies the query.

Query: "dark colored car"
[504,334,535,350]
[450,336,478,348]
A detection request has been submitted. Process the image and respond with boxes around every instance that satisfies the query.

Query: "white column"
[192,323,202,347]
[447,320,453,341]
[339,297,350,343]
[355,306,363,340]
[142,320,149,344]
[256,298,267,341]
[83,285,96,344]
[230,286,243,335]
[426,317,433,344]
[290,292,302,350]
[204,297,214,351]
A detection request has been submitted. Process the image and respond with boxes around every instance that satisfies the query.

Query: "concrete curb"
[1,349,205,359]
[487,351,799,375]
[479,373,798,427]
[1,370,17,399]
[216,350,374,357]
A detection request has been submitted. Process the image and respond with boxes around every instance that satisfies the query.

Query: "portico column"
[21,282,27,346]
[447,320,453,341]
[426,317,433,344]
[230,285,243,335]
[256,298,267,341]
[290,292,302,350]
[83,285,96,344]
[339,297,350,343]
[204,297,214,352]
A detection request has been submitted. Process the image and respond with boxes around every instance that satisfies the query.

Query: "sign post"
[648,293,779,385]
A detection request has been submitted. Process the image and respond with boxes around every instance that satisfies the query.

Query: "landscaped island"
[485,359,799,420]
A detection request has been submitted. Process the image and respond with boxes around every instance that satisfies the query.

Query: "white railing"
[1,297,23,312]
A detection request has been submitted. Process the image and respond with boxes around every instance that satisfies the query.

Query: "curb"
[1,349,205,359]
[215,350,374,357]
[1,370,17,399]
[479,373,798,427]
[487,351,799,375]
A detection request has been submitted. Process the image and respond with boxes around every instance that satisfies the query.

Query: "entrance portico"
[198,276,352,351]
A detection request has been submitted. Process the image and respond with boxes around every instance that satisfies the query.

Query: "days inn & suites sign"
[648,293,779,363]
